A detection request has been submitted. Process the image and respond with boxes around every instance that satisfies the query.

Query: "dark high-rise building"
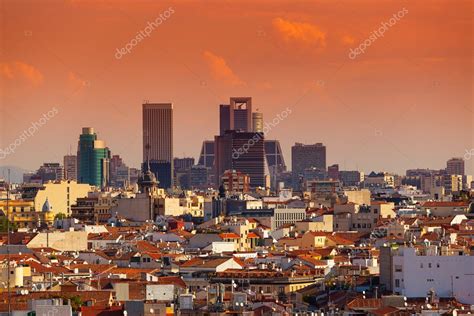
[215,130,265,188]
[328,164,339,181]
[291,143,326,188]
[142,160,172,189]
[446,157,465,176]
[173,157,194,189]
[230,97,252,132]
[36,163,64,183]
[174,157,195,171]
[110,155,130,188]
[198,140,215,168]
[190,165,208,189]
[77,127,110,187]
[219,97,253,135]
[219,104,231,136]
[143,102,173,187]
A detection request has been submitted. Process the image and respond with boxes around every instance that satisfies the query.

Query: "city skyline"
[0,0,472,175]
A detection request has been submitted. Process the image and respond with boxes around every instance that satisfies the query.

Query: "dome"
[42,198,51,213]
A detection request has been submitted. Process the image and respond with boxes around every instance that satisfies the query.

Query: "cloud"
[203,51,245,86]
[272,17,326,48]
[68,71,88,88]
[341,35,356,45]
[0,61,43,86]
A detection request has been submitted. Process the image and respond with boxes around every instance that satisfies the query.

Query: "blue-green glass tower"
[77,127,110,187]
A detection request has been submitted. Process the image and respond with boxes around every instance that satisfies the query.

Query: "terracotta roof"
[422,201,469,208]
[347,297,383,310]
[219,233,240,239]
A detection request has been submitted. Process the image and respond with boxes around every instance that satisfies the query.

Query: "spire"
[145,143,151,172]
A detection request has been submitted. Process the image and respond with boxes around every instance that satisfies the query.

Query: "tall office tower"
[252,112,263,133]
[197,140,215,168]
[446,157,465,176]
[219,104,231,135]
[264,140,286,190]
[219,97,253,135]
[36,163,64,183]
[142,102,173,188]
[197,140,216,186]
[230,97,252,132]
[215,130,265,188]
[64,155,77,180]
[77,127,110,187]
[291,143,326,189]
[328,164,339,181]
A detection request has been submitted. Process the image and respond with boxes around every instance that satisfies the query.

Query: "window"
[428,263,432,268]
[395,279,400,287]
[395,265,402,272]
[436,263,440,268]
[420,263,423,268]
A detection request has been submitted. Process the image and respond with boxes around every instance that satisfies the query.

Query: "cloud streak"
[203,50,245,86]
[0,61,44,86]
[272,17,326,48]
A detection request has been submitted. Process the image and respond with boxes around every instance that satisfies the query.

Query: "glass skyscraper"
[77,127,110,187]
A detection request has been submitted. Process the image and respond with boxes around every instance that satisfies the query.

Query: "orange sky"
[0,0,472,174]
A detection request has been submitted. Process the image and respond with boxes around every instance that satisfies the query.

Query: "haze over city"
[1,0,472,174]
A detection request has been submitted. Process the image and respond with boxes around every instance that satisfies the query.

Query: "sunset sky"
[0,0,472,175]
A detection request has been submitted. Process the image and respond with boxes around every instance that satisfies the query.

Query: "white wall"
[392,247,474,304]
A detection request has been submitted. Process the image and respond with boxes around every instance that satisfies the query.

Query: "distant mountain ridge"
[0,166,32,183]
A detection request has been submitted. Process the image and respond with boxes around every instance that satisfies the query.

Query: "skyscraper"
[142,102,173,188]
[446,157,465,176]
[215,130,265,188]
[291,143,326,189]
[219,97,253,135]
[64,155,77,181]
[252,112,263,133]
[230,97,252,132]
[77,127,110,187]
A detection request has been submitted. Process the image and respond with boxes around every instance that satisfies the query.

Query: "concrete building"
[27,230,89,251]
[380,246,474,305]
[142,102,173,187]
[271,207,307,230]
[364,172,395,188]
[339,170,364,187]
[0,199,54,229]
[221,169,250,194]
[36,163,64,183]
[291,143,326,188]
[446,157,464,176]
[63,155,77,181]
[33,180,92,217]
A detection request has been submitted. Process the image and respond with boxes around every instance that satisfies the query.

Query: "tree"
[0,217,17,232]
[54,213,67,220]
